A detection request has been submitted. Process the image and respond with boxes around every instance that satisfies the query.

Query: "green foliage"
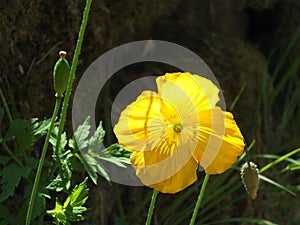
[47,178,89,225]
[0,163,32,202]
[70,116,129,184]
[0,112,52,224]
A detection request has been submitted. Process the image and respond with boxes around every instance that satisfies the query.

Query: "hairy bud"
[241,162,259,199]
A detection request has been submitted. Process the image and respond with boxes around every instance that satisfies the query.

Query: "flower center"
[173,123,183,133]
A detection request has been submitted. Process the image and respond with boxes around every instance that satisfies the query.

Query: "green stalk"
[145,190,159,225]
[54,0,92,158]
[25,97,62,225]
[0,87,23,166]
[2,142,23,166]
[0,87,13,123]
[189,174,210,225]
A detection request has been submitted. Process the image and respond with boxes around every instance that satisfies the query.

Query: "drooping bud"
[53,51,70,97]
[241,162,259,199]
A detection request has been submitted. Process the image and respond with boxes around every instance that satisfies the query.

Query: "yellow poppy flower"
[114,72,245,193]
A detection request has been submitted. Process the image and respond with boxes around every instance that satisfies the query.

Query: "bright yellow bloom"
[114,72,245,193]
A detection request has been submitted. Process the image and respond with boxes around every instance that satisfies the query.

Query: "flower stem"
[25,97,62,225]
[145,189,159,225]
[189,174,210,225]
[54,0,92,158]
[0,87,13,123]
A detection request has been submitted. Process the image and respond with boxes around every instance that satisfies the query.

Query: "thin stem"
[189,174,210,225]
[243,139,251,167]
[0,87,26,165]
[0,87,13,123]
[2,142,23,166]
[145,189,159,225]
[25,97,62,225]
[113,184,125,219]
[54,0,92,158]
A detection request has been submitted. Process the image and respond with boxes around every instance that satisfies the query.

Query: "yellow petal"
[156,72,220,114]
[131,143,198,193]
[113,90,179,153]
[193,107,245,174]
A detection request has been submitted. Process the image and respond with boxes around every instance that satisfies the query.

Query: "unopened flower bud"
[241,162,259,199]
[53,51,70,97]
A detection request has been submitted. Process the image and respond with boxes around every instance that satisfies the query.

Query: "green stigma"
[173,123,183,133]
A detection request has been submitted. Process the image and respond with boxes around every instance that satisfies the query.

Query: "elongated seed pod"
[53,51,70,97]
[241,162,259,199]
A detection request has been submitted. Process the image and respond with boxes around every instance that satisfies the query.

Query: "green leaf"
[0,205,15,225]
[31,118,51,136]
[47,158,72,192]
[50,126,68,161]
[4,119,35,153]
[259,174,296,196]
[88,121,105,150]
[73,118,130,184]
[32,190,51,220]
[0,156,10,166]
[104,143,131,164]
[260,148,300,173]
[3,118,51,153]
[75,153,98,184]
[0,163,31,202]
[74,116,91,150]
[47,178,89,224]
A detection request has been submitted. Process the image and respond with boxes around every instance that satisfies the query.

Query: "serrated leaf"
[74,116,91,150]
[47,178,89,224]
[0,156,11,166]
[32,118,51,136]
[50,126,68,161]
[64,178,89,208]
[75,153,98,184]
[3,118,50,154]
[32,190,51,219]
[47,157,72,192]
[4,119,34,141]
[68,137,76,150]
[88,121,105,150]
[0,163,31,202]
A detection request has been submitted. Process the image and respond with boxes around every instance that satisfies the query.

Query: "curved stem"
[0,87,13,123]
[2,142,23,166]
[145,189,159,225]
[54,0,92,158]
[189,174,210,225]
[25,97,62,225]
[243,139,251,167]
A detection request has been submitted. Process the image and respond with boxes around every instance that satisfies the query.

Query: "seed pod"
[241,162,259,199]
[53,51,70,97]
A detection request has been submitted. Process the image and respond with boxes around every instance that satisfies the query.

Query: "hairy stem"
[145,189,159,225]
[189,174,210,225]
[54,0,92,158]
[25,97,61,225]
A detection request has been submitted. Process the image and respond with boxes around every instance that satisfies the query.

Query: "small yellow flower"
[114,72,245,193]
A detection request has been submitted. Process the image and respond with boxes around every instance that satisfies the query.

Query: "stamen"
[173,123,183,133]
